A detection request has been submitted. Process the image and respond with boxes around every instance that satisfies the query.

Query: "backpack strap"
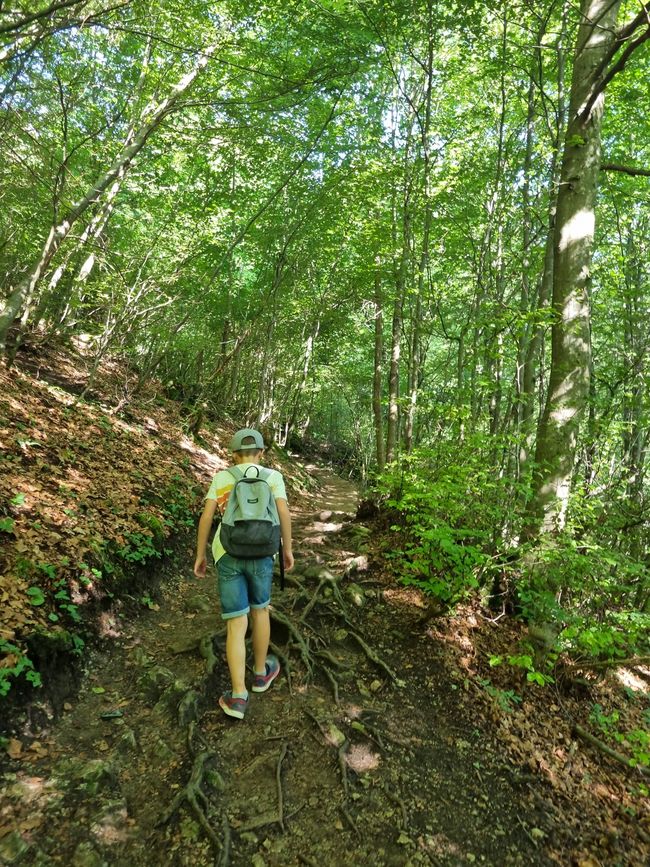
[226,466,245,483]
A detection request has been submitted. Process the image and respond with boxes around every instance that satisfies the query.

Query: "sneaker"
[219,691,248,719]
[252,655,280,693]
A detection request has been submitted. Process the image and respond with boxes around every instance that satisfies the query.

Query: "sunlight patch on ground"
[91,804,131,845]
[12,775,46,802]
[309,521,343,533]
[345,743,380,772]
[98,612,122,638]
[615,667,649,695]
[382,587,427,608]
[344,703,364,720]
[417,833,464,859]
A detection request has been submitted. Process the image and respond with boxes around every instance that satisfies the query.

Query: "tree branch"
[600,161,650,177]
[0,0,89,35]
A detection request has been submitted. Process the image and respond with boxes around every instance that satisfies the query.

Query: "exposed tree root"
[270,641,293,694]
[158,750,228,861]
[382,783,408,828]
[199,632,222,675]
[566,656,650,672]
[315,648,348,670]
[320,663,340,703]
[177,689,201,727]
[271,607,314,675]
[340,802,359,835]
[348,629,398,681]
[299,577,329,622]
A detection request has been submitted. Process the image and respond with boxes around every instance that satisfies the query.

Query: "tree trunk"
[518,5,569,477]
[524,0,622,537]
[385,209,410,464]
[372,261,385,471]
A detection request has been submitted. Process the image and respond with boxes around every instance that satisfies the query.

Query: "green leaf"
[26,586,46,606]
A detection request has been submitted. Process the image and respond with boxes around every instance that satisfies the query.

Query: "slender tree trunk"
[524,0,622,537]
[372,261,385,471]
[404,28,434,455]
[385,208,410,465]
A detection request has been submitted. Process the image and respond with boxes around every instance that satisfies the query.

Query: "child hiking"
[193,428,294,719]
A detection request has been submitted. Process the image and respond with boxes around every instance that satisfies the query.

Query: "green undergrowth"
[375,439,650,676]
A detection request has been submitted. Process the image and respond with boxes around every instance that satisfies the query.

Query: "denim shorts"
[216,553,274,619]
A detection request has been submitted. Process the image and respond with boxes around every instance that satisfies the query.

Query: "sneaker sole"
[219,697,245,719]
[251,666,280,693]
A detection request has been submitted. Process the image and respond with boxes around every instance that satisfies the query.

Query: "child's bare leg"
[225,614,248,694]
[250,606,270,673]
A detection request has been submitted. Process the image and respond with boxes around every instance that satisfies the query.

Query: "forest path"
[2,465,554,867]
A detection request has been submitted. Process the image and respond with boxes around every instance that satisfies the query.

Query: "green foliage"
[26,586,46,606]
[117,531,160,564]
[488,653,554,687]
[478,678,522,712]
[378,439,514,607]
[518,533,650,660]
[0,641,42,697]
[589,704,650,769]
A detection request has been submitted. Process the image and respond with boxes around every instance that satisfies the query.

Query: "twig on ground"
[276,741,289,832]
[516,815,539,847]
[338,738,350,796]
[574,724,649,776]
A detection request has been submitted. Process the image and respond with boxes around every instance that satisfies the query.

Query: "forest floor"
[1,344,649,867]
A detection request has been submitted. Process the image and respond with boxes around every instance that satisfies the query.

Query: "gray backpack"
[220,465,281,559]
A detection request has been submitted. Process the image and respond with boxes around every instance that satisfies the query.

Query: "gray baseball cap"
[230,428,264,451]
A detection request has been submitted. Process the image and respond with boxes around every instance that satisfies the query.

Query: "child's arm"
[276,498,294,572]
[194,498,218,578]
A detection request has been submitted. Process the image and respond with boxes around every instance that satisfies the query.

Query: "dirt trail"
[1,465,558,866]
